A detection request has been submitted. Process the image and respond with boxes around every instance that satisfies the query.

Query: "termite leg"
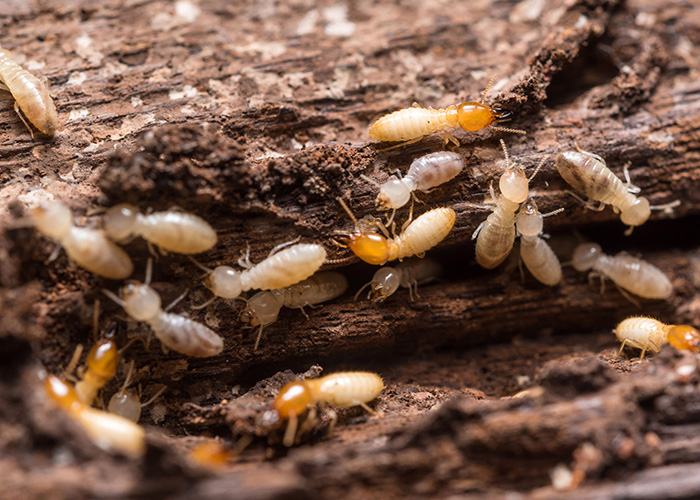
[13,101,34,138]
[400,199,415,234]
[326,408,338,439]
[614,283,641,308]
[384,208,396,228]
[616,338,629,357]
[45,243,63,264]
[191,296,217,311]
[283,413,299,447]
[358,401,376,415]
[377,136,423,152]
[439,131,460,149]
[471,221,485,240]
[621,163,642,194]
[238,242,254,269]
[268,236,302,257]
[164,289,189,312]
[518,254,526,283]
[297,405,318,441]
[297,306,310,321]
[573,142,606,165]
[63,344,84,378]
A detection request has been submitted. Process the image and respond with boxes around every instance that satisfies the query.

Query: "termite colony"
[5,42,691,461]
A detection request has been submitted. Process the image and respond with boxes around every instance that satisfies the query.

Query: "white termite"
[613,316,671,359]
[355,257,442,303]
[515,200,564,286]
[32,201,133,280]
[362,151,464,211]
[108,361,166,422]
[473,141,544,269]
[103,204,218,254]
[555,148,680,234]
[102,261,224,357]
[193,242,327,307]
[0,45,58,136]
[572,242,673,300]
[239,271,348,349]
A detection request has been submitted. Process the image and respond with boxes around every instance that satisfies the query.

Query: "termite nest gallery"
[2,23,693,486]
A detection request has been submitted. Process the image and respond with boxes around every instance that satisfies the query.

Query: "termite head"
[515,201,542,237]
[86,339,119,380]
[103,204,138,242]
[44,374,82,413]
[333,232,389,265]
[273,381,313,420]
[32,201,73,241]
[378,176,411,209]
[239,291,280,328]
[108,389,142,422]
[368,267,401,303]
[205,266,242,299]
[121,283,161,321]
[572,243,602,272]
[667,325,700,353]
[491,107,513,122]
[498,139,529,203]
[620,197,650,227]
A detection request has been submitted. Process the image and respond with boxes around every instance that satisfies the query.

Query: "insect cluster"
[6,46,688,457]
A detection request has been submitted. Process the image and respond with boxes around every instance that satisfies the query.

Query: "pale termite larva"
[473,141,544,269]
[369,76,524,147]
[108,361,166,422]
[515,200,564,286]
[270,371,384,446]
[103,204,217,254]
[363,151,464,210]
[103,261,224,357]
[194,243,327,305]
[555,149,680,234]
[356,257,442,303]
[32,201,134,280]
[572,242,673,300]
[240,271,348,350]
[614,316,674,359]
[44,374,145,456]
[0,45,58,136]
[333,199,455,265]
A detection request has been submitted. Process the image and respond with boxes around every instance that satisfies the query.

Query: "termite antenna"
[529,155,549,182]
[324,255,357,265]
[102,288,125,308]
[499,139,510,167]
[144,258,154,286]
[481,74,498,104]
[141,386,167,408]
[191,296,217,311]
[541,207,565,218]
[490,126,527,135]
[92,299,101,342]
[360,174,382,188]
[188,255,213,274]
[354,281,372,302]
[118,336,147,354]
[650,199,681,214]
[337,198,361,232]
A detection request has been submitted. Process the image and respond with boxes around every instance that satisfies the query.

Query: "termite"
[108,360,167,422]
[355,257,442,303]
[362,151,464,214]
[472,141,544,269]
[572,242,673,301]
[240,271,348,349]
[515,200,564,286]
[333,199,455,265]
[555,148,680,234]
[191,242,327,307]
[31,200,133,280]
[613,316,677,359]
[369,76,525,147]
[44,374,145,456]
[667,325,700,353]
[103,204,218,255]
[0,45,58,137]
[270,371,384,446]
[102,260,224,357]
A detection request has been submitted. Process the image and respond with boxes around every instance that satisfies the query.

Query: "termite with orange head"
[44,373,145,456]
[555,148,680,235]
[515,200,564,286]
[355,257,442,303]
[239,271,348,350]
[572,242,672,302]
[31,200,134,280]
[0,45,58,137]
[333,199,455,266]
[102,260,224,357]
[265,371,384,447]
[103,204,217,255]
[369,76,525,148]
[613,316,700,360]
[472,141,545,269]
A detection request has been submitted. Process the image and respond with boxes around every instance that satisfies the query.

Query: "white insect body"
[613,316,672,359]
[108,361,166,422]
[306,372,385,409]
[32,201,133,280]
[103,204,217,254]
[202,243,327,301]
[572,242,673,299]
[240,271,348,349]
[555,150,679,233]
[369,151,464,209]
[359,257,442,303]
[515,201,562,286]
[0,46,58,136]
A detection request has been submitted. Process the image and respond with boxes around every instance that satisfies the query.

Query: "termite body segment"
[32,201,133,279]
[240,271,348,349]
[515,201,562,286]
[335,202,456,265]
[103,204,217,254]
[614,316,673,359]
[203,244,327,300]
[74,339,118,405]
[44,374,145,456]
[572,243,672,299]
[362,257,442,302]
[0,46,58,136]
[104,281,224,357]
[372,151,464,210]
[667,325,700,353]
